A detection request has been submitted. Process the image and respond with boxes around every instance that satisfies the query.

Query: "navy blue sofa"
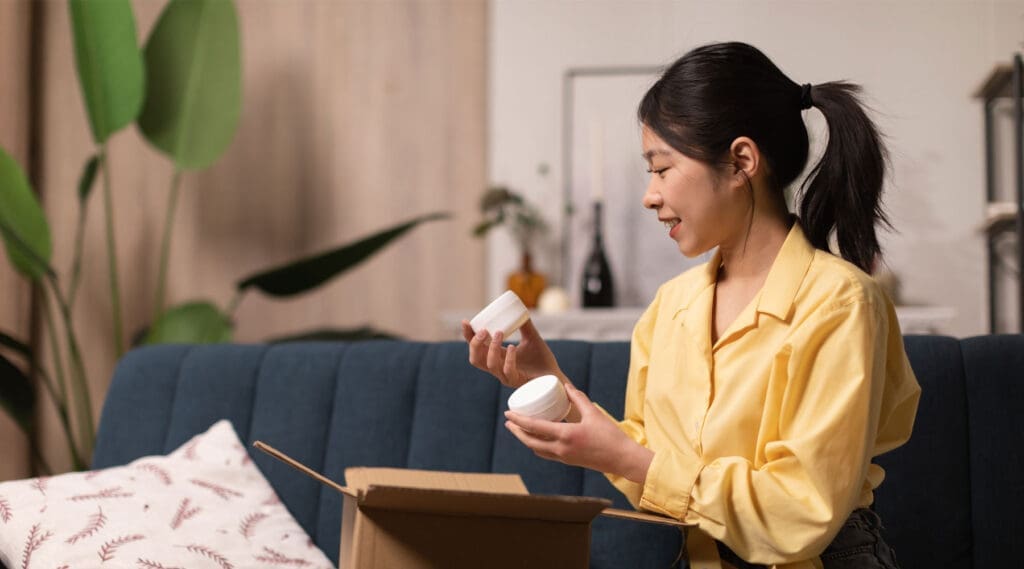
[90,335,1024,568]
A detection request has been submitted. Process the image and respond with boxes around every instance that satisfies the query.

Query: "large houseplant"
[0,0,444,474]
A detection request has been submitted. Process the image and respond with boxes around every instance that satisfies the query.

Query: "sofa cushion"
[93,335,1018,569]
[96,341,685,567]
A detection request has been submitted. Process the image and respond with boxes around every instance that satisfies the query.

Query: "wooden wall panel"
[30,0,487,474]
[0,0,34,481]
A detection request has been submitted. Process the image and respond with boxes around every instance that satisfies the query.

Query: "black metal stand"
[977,56,1024,333]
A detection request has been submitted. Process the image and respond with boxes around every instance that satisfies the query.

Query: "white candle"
[590,119,604,202]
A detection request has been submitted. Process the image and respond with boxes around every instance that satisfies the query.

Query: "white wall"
[488,0,1024,337]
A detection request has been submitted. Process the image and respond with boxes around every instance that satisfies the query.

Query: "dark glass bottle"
[582,201,615,307]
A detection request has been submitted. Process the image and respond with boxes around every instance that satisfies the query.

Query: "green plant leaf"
[237,212,450,297]
[268,327,399,343]
[68,0,144,143]
[138,0,241,170]
[0,352,35,436]
[78,154,100,202]
[145,301,233,344]
[0,148,53,280]
[0,330,32,361]
[472,219,497,237]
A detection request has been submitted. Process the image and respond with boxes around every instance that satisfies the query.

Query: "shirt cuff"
[594,403,646,507]
[604,472,644,509]
[639,445,704,520]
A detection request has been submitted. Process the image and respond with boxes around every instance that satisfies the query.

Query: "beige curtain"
[0,0,36,481]
[7,0,487,477]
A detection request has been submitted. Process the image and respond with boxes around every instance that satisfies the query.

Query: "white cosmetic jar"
[469,290,530,338]
[507,375,571,422]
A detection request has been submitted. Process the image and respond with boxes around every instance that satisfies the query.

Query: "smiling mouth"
[662,219,680,231]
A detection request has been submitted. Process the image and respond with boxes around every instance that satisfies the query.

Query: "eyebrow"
[642,149,671,161]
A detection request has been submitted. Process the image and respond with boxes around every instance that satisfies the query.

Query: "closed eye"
[646,167,669,178]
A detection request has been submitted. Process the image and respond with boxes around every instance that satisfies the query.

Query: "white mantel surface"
[443,305,955,342]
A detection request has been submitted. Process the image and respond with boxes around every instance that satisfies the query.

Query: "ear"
[728,137,762,181]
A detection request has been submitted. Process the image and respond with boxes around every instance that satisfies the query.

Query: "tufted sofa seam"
[404,342,427,468]
[311,343,347,536]
[160,345,195,454]
[958,337,979,567]
[241,344,272,442]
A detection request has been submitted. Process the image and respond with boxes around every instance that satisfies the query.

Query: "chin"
[677,241,708,259]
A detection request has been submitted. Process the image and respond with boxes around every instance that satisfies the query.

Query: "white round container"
[469,290,530,338]
[507,375,571,422]
[536,286,570,314]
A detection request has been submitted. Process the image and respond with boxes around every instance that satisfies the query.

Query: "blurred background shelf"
[442,305,955,341]
[975,57,1024,333]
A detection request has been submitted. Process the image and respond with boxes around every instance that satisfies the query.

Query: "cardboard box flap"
[358,484,611,523]
[253,441,357,498]
[600,507,687,527]
[345,467,528,495]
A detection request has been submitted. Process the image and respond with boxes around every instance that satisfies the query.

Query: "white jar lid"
[508,375,570,422]
[470,290,530,338]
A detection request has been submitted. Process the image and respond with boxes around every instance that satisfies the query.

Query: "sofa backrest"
[94,335,1024,568]
[93,341,681,568]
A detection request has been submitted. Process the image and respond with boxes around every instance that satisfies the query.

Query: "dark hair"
[638,41,889,272]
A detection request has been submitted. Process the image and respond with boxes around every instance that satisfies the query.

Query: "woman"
[462,42,921,569]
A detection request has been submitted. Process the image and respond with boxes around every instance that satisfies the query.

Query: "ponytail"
[798,82,890,272]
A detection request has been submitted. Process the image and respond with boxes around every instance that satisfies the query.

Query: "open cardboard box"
[254,441,684,569]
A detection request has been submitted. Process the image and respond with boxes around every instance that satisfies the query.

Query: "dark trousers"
[711,508,901,569]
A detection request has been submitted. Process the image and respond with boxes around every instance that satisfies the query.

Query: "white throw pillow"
[0,420,333,569]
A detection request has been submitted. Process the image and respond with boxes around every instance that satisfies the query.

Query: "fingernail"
[475,329,486,340]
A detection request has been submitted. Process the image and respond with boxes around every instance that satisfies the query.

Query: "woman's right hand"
[461,319,564,389]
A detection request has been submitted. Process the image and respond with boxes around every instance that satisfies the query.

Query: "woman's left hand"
[504,383,654,484]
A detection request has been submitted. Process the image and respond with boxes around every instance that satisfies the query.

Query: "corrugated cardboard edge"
[253,440,685,528]
[252,440,356,497]
[601,507,687,527]
[346,466,528,495]
[359,485,610,523]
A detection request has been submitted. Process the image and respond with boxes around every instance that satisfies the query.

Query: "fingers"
[505,410,561,440]
[486,331,509,380]
[504,343,518,381]
[563,382,592,416]
[460,320,475,343]
[466,326,491,369]
[505,420,559,459]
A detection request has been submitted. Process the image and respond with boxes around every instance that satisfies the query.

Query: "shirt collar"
[674,219,816,320]
[755,220,816,321]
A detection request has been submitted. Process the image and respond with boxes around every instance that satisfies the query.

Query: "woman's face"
[641,126,746,258]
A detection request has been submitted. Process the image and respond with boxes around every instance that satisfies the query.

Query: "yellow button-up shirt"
[603,222,921,569]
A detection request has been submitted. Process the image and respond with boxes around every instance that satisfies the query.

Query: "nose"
[642,177,661,210]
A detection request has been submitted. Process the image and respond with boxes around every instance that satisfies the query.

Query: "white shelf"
[442,305,954,341]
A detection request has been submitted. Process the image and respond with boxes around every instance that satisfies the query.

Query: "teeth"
[663,220,679,230]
